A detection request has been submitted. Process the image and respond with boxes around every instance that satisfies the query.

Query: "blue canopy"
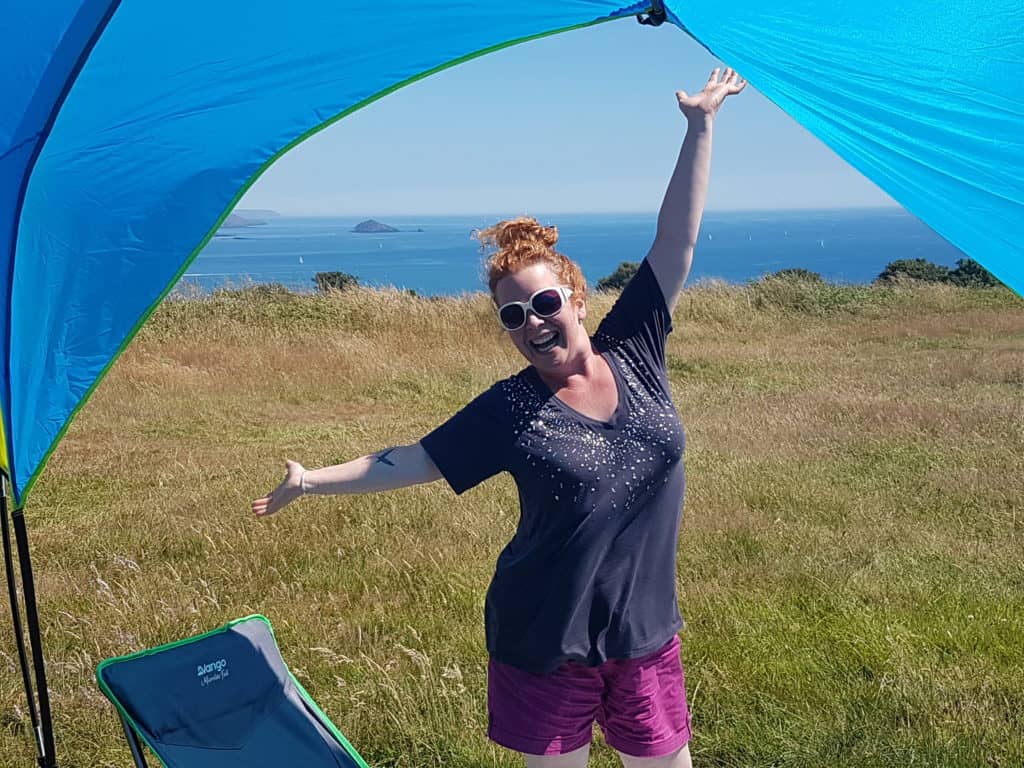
[3,0,1023,507]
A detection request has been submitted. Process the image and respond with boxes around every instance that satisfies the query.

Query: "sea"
[185,209,967,296]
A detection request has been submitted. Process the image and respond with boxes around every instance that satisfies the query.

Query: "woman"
[253,68,745,767]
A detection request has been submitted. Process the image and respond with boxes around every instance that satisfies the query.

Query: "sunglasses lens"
[531,289,564,317]
[499,304,526,330]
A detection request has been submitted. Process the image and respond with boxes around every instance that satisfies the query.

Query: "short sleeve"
[420,383,510,495]
[594,258,673,369]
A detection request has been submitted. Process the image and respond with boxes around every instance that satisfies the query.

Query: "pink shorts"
[487,635,692,758]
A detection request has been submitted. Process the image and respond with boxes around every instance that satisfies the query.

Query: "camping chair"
[96,615,369,767]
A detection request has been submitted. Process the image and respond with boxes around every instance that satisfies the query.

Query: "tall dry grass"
[1,279,1022,767]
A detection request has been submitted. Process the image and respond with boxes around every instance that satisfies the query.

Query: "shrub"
[597,261,640,291]
[947,258,1003,288]
[763,268,826,283]
[875,258,949,284]
[314,271,360,292]
[213,281,291,298]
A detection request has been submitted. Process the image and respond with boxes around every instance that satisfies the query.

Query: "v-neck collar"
[526,350,630,431]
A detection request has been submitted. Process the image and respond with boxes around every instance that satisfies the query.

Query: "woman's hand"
[252,459,305,517]
[676,67,746,123]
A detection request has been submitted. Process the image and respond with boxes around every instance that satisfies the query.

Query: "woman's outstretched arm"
[646,67,746,312]
[252,442,442,517]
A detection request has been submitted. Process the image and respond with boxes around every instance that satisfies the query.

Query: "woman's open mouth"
[529,331,560,353]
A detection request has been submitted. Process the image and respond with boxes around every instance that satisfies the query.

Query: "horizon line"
[237,203,905,218]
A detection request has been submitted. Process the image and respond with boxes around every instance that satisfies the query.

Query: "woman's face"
[494,263,587,374]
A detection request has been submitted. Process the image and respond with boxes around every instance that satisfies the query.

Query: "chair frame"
[97,614,369,768]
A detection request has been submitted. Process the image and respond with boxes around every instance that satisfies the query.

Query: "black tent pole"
[1,473,45,763]
[12,506,58,768]
[1,473,58,767]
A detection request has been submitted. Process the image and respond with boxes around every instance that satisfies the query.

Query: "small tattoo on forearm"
[375,448,397,466]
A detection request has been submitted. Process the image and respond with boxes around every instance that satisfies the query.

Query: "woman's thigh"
[617,744,692,768]
[525,744,591,768]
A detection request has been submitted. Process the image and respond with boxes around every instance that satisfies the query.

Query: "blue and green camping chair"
[96,615,368,768]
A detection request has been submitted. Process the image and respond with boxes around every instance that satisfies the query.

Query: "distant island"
[235,209,280,219]
[221,210,277,228]
[352,219,399,233]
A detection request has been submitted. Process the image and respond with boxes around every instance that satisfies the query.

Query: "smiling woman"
[252,68,746,768]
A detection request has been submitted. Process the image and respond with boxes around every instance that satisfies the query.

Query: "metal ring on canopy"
[636,0,667,26]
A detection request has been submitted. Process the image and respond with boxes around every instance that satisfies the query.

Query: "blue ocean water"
[186,209,967,296]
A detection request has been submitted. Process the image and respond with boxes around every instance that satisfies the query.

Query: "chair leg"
[119,713,149,768]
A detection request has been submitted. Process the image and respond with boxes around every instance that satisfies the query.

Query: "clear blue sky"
[239,18,896,216]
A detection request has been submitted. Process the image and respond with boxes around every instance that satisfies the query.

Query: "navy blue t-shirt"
[420,259,686,674]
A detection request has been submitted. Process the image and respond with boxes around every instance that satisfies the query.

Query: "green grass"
[1,280,1022,767]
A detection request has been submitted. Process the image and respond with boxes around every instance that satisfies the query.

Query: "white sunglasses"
[496,286,574,331]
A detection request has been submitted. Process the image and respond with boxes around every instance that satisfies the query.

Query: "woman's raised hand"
[252,459,305,517]
[676,67,746,122]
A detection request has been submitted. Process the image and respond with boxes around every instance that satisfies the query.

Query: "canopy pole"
[12,507,58,768]
[1,475,44,760]
[1,475,58,767]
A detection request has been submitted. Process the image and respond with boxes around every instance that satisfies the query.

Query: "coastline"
[192,208,969,296]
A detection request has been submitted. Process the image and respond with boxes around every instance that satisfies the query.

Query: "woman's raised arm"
[646,67,746,312]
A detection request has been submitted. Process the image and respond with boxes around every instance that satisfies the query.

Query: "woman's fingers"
[705,66,744,91]
[714,69,746,97]
[253,487,286,517]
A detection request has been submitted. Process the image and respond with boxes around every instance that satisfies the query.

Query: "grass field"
[1,278,1022,767]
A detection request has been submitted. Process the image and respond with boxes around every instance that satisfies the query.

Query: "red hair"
[476,216,586,304]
